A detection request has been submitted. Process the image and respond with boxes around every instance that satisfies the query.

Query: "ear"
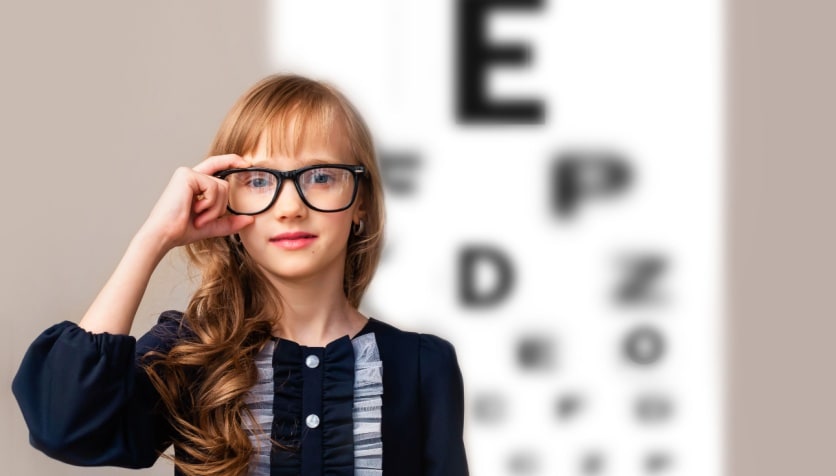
[352,196,366,224]
[353,211,366,225]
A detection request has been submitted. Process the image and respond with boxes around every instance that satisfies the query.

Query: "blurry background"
[0,1,832,475]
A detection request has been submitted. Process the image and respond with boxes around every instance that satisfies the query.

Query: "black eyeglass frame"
[214,164,366,215]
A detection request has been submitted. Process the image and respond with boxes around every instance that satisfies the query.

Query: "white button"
[305,355,320,369]
[305,413,320,429]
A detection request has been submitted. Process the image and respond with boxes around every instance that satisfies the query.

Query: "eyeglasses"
[214,164,365,215]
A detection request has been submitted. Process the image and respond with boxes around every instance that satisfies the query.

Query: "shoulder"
[364,317,453,347]
[362,317,417,349]
[418,333,463,390]
[364,318,461,376]
[136,310,194,356]
[419,333,458,363]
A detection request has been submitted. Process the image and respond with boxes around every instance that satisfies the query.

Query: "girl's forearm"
[78,228,172,335]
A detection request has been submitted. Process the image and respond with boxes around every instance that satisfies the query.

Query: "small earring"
[352,219,365,236]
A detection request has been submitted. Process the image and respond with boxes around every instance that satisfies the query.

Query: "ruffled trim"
[248,330,384,475]
[352,333,383,474]
[243,340,275,476]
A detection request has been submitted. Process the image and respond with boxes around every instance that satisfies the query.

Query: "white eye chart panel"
[269,1,724,475]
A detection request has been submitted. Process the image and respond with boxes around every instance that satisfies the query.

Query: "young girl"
[13,74,468,476]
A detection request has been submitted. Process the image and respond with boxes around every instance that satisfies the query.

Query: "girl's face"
[236,129,363,290]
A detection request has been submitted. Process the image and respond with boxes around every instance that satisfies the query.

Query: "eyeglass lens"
[224,167,357,214]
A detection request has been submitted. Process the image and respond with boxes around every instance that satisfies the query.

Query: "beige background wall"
[726,1,835,475]
[0,1,832,475]
[0,2,272,474]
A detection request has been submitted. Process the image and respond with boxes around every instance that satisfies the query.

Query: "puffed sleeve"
[419,334,469,475]
[11,311,183,468]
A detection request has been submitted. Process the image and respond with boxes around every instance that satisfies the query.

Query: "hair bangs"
[210,76,350,160]
[259,97,347,159]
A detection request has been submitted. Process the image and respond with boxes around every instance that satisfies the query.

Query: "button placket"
[300,347,324,474]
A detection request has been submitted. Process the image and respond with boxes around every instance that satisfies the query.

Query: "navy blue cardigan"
[12,311,469,475]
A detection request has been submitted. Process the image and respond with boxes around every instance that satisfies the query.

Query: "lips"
[269,231,318,250]
[271,232,318,241]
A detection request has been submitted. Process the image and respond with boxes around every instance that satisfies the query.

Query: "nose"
[270,179,306,218]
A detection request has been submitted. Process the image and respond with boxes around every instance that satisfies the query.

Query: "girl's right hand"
[139,154,256,251]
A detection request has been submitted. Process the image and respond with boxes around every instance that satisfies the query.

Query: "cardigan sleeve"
[418,334,469,476]
[11,311,184,468]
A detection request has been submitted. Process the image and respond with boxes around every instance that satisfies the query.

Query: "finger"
[196,214,255,239]
[192,154,251,176]
[194,179,235,229]
[194,200,229,230]
[191,169,233,213]
[191,178,221,216]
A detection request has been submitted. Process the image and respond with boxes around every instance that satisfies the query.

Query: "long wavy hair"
[143,74,385,476]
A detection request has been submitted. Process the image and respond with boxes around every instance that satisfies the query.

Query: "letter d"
[458,245,515,307]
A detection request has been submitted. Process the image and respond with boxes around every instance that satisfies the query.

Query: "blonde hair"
[144,74,385,476]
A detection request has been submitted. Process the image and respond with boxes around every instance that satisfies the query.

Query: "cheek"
[318,215,354,249]
[237,218,267,249]
[333,214,355,238]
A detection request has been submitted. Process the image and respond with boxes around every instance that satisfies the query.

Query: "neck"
[267,270,366,347]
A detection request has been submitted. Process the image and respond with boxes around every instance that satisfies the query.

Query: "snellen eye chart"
[269,1,724,475]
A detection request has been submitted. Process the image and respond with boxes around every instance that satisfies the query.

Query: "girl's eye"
[306,169,336,185]
[238,172,274,190]
[312,172,333,184]
[249,177,271,188]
